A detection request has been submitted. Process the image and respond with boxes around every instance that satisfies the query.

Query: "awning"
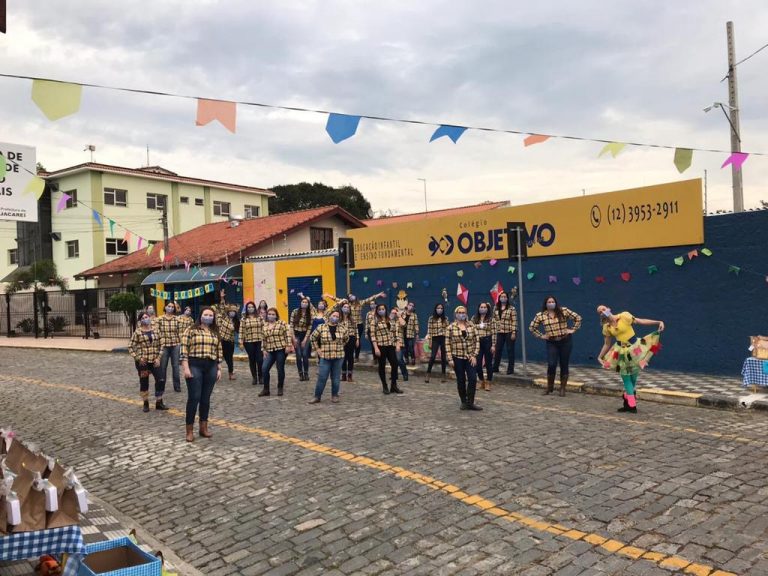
[140,264,242,286]
[1,266,31,283]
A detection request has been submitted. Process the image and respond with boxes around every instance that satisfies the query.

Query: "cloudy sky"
[1,1,766,215]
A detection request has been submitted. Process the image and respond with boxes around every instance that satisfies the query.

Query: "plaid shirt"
[445,322,480,360]
[290,307,313,333]
[403,312,419,339]
[339,316,356,336]
[473,315,498,338]
[370,319,403,347]
[495,305,518,335]
[129,328,162,363]
[177,315,194,333]
[311,323,349,359]
[155,314,183,347]
[427,315,449,338]
[365,310,377,332]
[181,327,222,362]
[331,294,378,326]
[529,308,582,340]
[263,320,292,352]
[239,315,264,343]
[214,304,237,342]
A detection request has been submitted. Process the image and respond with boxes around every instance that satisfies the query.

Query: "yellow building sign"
[349,179,703,270]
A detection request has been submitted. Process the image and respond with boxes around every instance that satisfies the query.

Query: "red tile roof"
[362,201,509,226]
[41,162,274,196]
[78,206,364,277]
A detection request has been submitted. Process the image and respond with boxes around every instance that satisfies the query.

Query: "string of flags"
[2,73,764,175]
[151,283,215,301]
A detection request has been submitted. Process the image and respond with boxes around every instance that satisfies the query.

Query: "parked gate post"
[32,290,39,339]
[5,293,10,337]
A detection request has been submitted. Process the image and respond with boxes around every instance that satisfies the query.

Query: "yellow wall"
[241,262,255,304]
[274,256,337,320]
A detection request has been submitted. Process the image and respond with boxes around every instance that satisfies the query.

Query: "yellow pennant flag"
[146,243,154,256]
[31,80,82,121]
[598,142,626,158]
[159,248,165,263]
[673,148,693,173]
[24,176,46,199]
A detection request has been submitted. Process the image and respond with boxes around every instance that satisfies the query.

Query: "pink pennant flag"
[489,281,504,304]
[523,134,551,147]
[456,283,469,305]
[548,275,558,283]
[123,230,132,244]
[56,193,72,213]
[572,277,581,286]
[196,99,237,133]
[489,259,498,266]
[137,237,143,250]
[159,248,165,263]
[184,260,191,272]
[687,249,698,260]
[721,152,749,171]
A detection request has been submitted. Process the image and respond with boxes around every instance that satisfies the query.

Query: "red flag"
[489,281,504,305]
[456,283,469,306]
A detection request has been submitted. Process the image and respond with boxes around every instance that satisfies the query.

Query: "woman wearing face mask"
[129,312,168,413]
[446,306,482,410]
[144,305,158,329]
[156,301,183,393]
[326,291,386,361]
[180,307,222,442]
[214,289,239,380]
[473,302,498,392]
[308,310,349,404]
[393,308,410,383]
[178,306,194,332]
[338,301,359,382]
[492,290,518,376]
[240,301,264,387]
[365,301,378,363]
[424,304,449,383]
[257,300,269,320]
[403,303,419,366]
[290,297,313,381]
[311,299,329,332]
[260,308,293,397]
[371,304,404,395]
[529,296,582,397]
[596,305,665,413]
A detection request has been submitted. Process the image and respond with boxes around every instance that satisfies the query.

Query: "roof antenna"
[84,144,95,162]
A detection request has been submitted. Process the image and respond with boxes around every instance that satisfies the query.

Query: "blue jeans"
[262,349,286,390]
[160,345,181,391]
[477,336,494,381]
[186,358,217,425]
[135,360,164,399]
[314,357,343,399]
[493,332,516,374]
[244,341,263,384]
[454,357,478,406]
[397,347,409,381]
[356,324,364,359]
[546,335,573,377]
[293,331,310,376]
[404,337,415,363]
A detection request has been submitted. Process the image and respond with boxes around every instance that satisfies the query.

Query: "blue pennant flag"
[429,125,467,143]
[92,209,103,226]
[326,113,361,143]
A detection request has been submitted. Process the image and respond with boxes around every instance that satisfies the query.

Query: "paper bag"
[750,336,768,360]
[46,464,79,529]
[10,467,47,532]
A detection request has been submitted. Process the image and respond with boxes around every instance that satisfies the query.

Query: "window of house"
[64,189,77,209]
[310,227,334,250]
[195,198,204,206]
[146,193,167,210]
[104,188,127,207]
[213,201,231,217]
[66,240,79,259]
[244,205,260,218]
[8,249,18,265]
[180,196,189,204]
[105,238,129,256]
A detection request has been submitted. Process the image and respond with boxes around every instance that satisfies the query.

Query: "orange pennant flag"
[195,99,237,133]
[687,249,698,260]
[523,134,551,147]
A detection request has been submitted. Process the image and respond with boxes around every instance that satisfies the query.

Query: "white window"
[64,189,77,209]
[213,201,231,217]
[104,188,127,207]
[244,205,260,218]
[180,196,189,204]
[105,238,129,256]
[146,193,167,210]
[8,249,18,265]
[66,240,79,259]
[195,198,204,206]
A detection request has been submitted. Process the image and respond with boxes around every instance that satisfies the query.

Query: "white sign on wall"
[0,142,38,222]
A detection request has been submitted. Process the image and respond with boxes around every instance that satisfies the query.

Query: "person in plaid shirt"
[492,290,518,375]
[394,308,410,383]
[472,302,498,392]
[402,303,419,365]
[327,291,386,360]
[370,304,404,395]
[529,296,582,397]
[260,308,293,397]
[365,300,378,362]
[214,289,239,381]
[156,301,183,392]
[178,305,194,333]
[308,309,349,404]
[424,303,449,383]
[240,301,264,387]
[446,306,482,411]
[129,311,168,413]
[290,297,314,381]
[334,301,359,382]
[181,307,222,442]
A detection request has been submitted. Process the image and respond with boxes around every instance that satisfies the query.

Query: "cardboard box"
[79,536,161,576]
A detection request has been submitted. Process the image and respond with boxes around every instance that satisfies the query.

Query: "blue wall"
[338,211,768,375]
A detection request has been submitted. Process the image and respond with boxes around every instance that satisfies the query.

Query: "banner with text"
[348,179,703,270]
[0,142,38,222]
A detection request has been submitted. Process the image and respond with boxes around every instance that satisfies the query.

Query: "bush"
[16,318,34,333]
[108,292,144,322]
[47,315,69,332]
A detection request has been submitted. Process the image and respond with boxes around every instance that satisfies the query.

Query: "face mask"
[407,305,414,311]
[267,314,277,322]
[601,308,612,318]
[456,313,467,321]
[479,308,488,315]
[184,310,191,316]
[436,309,443,316]
[329,316,339,324]
[147,308,155,315]
[260,304,268,310]
[165,306,174,314]
[342,306,350,314]
[246,306,255,314]
[349,295,356,302]
[377,309,386,317]
[201,316,214,325]
[318,304,326,311]
[141,318,152,326]
[390,313,399,320]
[300,302,308,309]
[499,298,507,304]
[547,302,556,311]
[228,311,236,318]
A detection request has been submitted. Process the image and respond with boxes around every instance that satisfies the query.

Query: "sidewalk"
[3,336,766,412]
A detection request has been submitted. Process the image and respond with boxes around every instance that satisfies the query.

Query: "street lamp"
[703,102,740,141]
[703,100,743,212]
[417,178,428,213]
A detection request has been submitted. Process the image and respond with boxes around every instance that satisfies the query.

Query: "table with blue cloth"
[741,357,768,389]
[0,525,84,576]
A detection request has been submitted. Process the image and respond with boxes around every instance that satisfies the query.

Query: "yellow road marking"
[0,374,737,575]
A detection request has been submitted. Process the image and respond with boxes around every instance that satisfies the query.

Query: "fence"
[0,288,136,339]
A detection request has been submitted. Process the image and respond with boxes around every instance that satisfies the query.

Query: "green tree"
[107,292,144,323]
[6,259,67,294]
[268,183,372,220]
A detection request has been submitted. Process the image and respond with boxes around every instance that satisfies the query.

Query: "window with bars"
[310,227,334,250]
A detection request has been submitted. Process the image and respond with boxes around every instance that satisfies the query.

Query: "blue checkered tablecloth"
[0,526,84,576]
[741,357,768,388]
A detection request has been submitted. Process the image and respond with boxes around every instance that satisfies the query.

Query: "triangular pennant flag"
[456,270,464,278]
[721,152,749,171]
[548,275,557,283]
[137,237,143,250]
[406,282,413,289]
[195,98,237,133]
[647,265,658,274]
[620,272,631,282]
[146,243,153,256]
[456,283,469,305]
[598,142,626,158]
[108,218,115,237]
[422,279,430,288]
[326,113,361,143]
[349,271,356,277]
[728,265,740,275]
[527,272,535,280]
[184,260,191,272]
[523,134,551,147]
[123,229,132,244]
[673,148,693,173]
[56,193,71,213]
[159,248,165,263]
[473,262,482,269]
[507,266,515,274]
[376,279,383,287]
[572,277,581,286]
[429,125,467,144]
[595,276,606,283]
[687,249,698,260]
[489,281,504,305]
[0,154,5,180]
[674,256,684,266]
[313,278,319,284]
[23,176,45,200]
[92,209,103,226]
[701,248,713,257]
[363,276,368,283]
[31,80,82,121]
[489,259,498,266]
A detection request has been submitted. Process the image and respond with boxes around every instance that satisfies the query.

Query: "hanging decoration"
[55,193,72,213]
[620,272,631,282]
[598,142,626,158]
[195,98,237,134]
[673,148,693,173]
[31,79,82,121]
[548,275,557,283]
[572,277,581,286]
[526,272,535,280]
[523,134,551,147]
[721,152,749,171]
[430,125,467,144]
[489,281,504,304]
[326,113,361,143]
[456,283,469,305]
[647,265,658,274]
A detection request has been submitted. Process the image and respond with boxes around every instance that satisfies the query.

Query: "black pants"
[492,332,515,374]
[546,335,573,377]
[221,339,235,374]
[454,357,478,405]
[377,345,399,386]
[476,335,494,381]
[355,324,364,359]
[404,337,415,363]
[243,341,263,384]
[135,361,164,398]
[427,336,447,374]
[186,358,217,425]
[342,335,357,374]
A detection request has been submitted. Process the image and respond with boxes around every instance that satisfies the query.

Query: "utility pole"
[726,21,744,213]
[417,178,428,213]
[161,203,169,269]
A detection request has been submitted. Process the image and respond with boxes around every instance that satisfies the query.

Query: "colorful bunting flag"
[572,277,581,286]
[92,209,103,226]
[376,279,383,287]
[527,272,535,280]
[184,260,190,272]
[349,271,356,277]
[701,248,713,256]
[0,154,5,180]
[595,276,606,283]
[137,237,143,250]
[363,276,368,283]
[728,265,740,275]
[56,193,71,213]
[406,282,413,289]
[490,281,504,304]
[647,265,658,274]
[313,278,319,284]
[456,283,469,305]
[721,152,749,171]
[326,113,361,143]
[473,262,482,269]
[507,266,515,274]
[489,259,498,266]
[146,243,153,256]
[31,79,82,121]
[456,270,464,278]
[24,176,45,199]
[159,248,165,263]
[674,256,684,266]
[430,125,467,144]
[687,249,698,260]
[108,218,115,237]
[422,280,430,288]
[620,272,631,282]
[195,98,237,133]
[598,142,626,158]
[548,275,557,283]
[523,134,551,147]
[673,148,693,173]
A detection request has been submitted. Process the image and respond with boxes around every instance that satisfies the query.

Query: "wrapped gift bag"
[10,466,47,532]
[79,536,161,576]
[750,336,768,360]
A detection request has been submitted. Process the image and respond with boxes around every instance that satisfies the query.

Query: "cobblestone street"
[2,348,767,575]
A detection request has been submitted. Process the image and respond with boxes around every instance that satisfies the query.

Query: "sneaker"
[331,396,340,403]
[308,398,321,404]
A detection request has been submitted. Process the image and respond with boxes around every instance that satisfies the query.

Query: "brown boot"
[185,425,194,443]
[199,421,213,438]
[559,375,568,397]
[485,380,491,392]
[543,374,555,395]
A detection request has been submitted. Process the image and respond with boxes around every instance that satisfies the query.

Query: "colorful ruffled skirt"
[602,332,662,376]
